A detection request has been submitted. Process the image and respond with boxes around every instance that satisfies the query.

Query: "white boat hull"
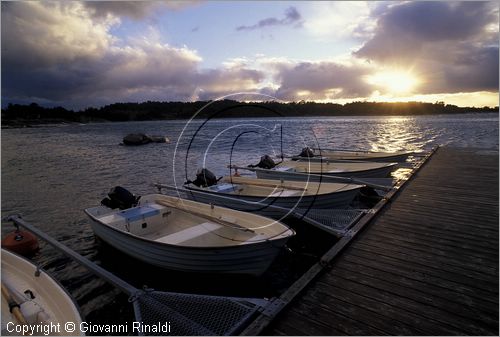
[88,219,288,276]
[1,249,83,336]
[184,185,360,210]
[85,195,294,276]
[293,153,409,163]
[255,163,395,181]
[309,150,411,162]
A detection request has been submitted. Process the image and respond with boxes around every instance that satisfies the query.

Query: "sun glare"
[367,71,420,95]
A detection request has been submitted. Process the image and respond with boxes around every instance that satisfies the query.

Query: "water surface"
[1,112,498,332]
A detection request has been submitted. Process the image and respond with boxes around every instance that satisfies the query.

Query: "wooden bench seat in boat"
[154,222,222,244]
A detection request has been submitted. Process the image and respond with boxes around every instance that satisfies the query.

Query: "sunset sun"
[367,70,420,95]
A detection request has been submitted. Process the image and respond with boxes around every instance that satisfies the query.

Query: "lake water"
[1,112,498,333]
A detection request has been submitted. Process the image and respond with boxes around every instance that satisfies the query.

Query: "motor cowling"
[253,155,276,169]
[191,168,218,187]
[299,147,315,158]
[101,186,140,210]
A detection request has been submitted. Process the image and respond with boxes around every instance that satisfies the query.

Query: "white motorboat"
[247,156,397,182]
[85,193,295,276]
[1,249,83,336]
[294,147,412,162]
[184,175,363,210]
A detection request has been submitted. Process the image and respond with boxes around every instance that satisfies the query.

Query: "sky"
[1,1,499,110]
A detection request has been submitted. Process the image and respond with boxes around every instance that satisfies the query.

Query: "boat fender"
[101,186,140,210]
[1,230,39,256]
[190,168,219,187]
[249,155,276,169]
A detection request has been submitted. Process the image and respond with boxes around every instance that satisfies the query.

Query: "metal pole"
[4,215,138,296]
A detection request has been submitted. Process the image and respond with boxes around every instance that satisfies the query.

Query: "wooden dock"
[264,147,499,335]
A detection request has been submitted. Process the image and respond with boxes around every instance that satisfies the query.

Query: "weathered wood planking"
[267,147,499,336]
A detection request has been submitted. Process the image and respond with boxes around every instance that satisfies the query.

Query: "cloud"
[1,1,265,108]
[272,60,373,101]
[83,1,200,20]
[354,1,499,93]
[1,2,114,69]
[2,1,497,109]
[303,2,376,40]
[196,68,266,100]
[236,6,303,31]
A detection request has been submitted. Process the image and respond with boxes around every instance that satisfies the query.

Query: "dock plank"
[266,147,499,336]
[353,241,499,280]
[334,262,499,314]
[338,253,499,306]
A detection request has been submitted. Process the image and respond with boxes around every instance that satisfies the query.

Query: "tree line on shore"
[2,100,497,127]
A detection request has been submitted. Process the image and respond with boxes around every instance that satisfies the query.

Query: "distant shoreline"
[2,100,498,129]
[2,111,498,130]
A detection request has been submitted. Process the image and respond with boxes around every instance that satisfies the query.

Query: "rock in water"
[123,133,151,145]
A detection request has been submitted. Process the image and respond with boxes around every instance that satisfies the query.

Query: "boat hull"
[185,186,360,211]
[256,163,396,181]
[87,216,289,276]
[1,249,83,336]
[306,150,412,162]
[294,153,410,163]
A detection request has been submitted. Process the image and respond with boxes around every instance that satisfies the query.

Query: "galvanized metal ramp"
[292,208,365,236]
[134,291,267,335]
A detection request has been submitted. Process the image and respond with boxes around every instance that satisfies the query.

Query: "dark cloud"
[417,43,499,95]
[356,2,498,61]
[3,1,497,109]
[1,1,265,109]
[354,1,499,93]
[236,7,303,31]
[83,1,200,19]
[1,2,111,69]
[273,61,372,101]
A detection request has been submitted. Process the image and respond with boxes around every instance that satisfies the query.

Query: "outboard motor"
[101,186,140,210]
[299,147,315,158]
[190,168,219,187]
[249,155,276,169]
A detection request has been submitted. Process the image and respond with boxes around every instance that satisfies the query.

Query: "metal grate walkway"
[134,291,266,335]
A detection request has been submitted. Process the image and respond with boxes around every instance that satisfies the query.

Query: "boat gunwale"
[1,249,84,332]
[183,182,362,200]
[275,161,397,174]
[84,204,295,251]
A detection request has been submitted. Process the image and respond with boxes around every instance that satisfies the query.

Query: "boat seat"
[208,183,241,193]
[154,222,222,245]
[268,190,300,197]
[274,166,293,172]
[244,233,268,243]
[118,206,160,222]
[327,169,346,173]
